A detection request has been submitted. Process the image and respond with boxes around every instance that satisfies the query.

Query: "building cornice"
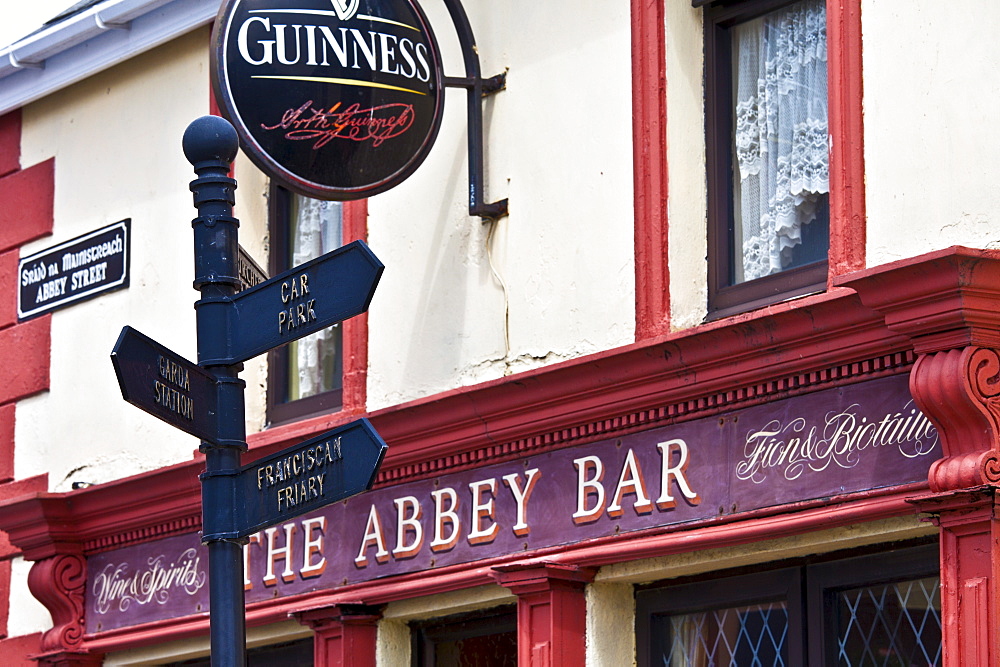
[0,0,220,117]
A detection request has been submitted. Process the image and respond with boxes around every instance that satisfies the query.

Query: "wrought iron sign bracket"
[440,0,509,221]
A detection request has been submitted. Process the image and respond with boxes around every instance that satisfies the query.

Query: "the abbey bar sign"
[212,0,445,200]
[18,219,130,321]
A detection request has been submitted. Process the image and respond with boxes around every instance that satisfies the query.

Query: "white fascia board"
[0,0,222,117]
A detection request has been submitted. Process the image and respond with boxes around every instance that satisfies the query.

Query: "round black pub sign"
[213,0,444,200]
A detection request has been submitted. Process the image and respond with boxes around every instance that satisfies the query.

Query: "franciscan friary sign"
[212,0,445,199]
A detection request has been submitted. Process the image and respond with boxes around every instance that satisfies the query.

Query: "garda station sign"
[18,219,130,321]
[212,0,445,200]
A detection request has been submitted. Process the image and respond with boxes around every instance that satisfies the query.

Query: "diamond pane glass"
[653,601,789,666]
[834,576,941,666]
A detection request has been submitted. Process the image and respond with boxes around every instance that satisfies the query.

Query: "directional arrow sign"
[111,326,219,442]
[223,240,383,364]
[235,418,387,538]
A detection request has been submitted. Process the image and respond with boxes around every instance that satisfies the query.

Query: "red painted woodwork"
[342,200,369,415]
[0,110,21,178]
[297,604,381,667]
[0,633,42,667]
[9,248,995,656]
[840,247,1000,667]
[910,490,998,667]
[492,563,594,667]
[28,555,87,654]
[838,247,1000,491]
[0,158,54,253]
[827,0,866,280]
[631,0,669,340]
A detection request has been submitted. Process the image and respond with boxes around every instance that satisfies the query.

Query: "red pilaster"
[492,563,594,666]
[630,0,669,340]
[839,247,1000,666]
[296,604,382,667]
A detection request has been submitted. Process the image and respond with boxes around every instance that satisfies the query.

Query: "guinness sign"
[213,0,445,199]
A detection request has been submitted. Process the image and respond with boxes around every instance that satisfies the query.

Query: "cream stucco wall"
[15,28,269,491]
[665,3,708,330]
[862,1,1000,265]
[365,0,636,409]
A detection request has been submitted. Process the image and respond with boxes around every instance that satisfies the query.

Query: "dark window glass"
[705,0,829,318]
[653,600,789,665]
[267,185,344,423]
[637,544,941,667]
[411,607,517,667]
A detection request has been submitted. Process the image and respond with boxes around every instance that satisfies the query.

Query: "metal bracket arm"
[441,0,508,221]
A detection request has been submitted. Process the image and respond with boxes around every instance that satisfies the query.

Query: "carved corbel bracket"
[837,247,1000,493]
[911,347,1000,491]
[26,554,94,663]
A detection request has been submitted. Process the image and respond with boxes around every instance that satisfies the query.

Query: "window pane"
[833,576,942,666]
[731,0,828,284]
[286,195,343,401]
[653,601,789,666]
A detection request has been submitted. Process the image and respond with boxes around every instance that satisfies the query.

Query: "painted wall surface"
[365,1,636,408]
[863,1,1000,265]
[665,3,708,330]
[14,30,230,491]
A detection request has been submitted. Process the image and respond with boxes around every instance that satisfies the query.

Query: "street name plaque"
[18,219,130,321]
[111,326,220,443]
[219,239,383,364]
[235,419,387,537]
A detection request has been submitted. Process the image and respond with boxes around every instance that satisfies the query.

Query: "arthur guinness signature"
[263,100,415,148]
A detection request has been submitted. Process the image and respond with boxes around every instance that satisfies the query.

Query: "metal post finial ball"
[183,116,239,168]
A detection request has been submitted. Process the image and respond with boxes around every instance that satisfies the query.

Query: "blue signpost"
[110,115,386,666]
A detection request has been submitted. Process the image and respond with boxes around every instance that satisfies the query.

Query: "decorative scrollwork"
[969,347,1000,400]
[913,347,1000,492]
[27,554,86,653]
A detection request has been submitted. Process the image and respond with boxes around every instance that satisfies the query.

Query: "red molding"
[827,0,866,280]
[0,632,42,667]
[0,284,915,559]
[342,199,369,415]
[0,158,54,253]
[631,0,669,340]
[837,246,1000,354]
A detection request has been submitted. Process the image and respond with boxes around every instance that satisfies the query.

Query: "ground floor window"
[636,542,940,666]
[410,606,517,667]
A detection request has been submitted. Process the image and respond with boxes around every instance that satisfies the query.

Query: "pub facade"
[0,0,998,665]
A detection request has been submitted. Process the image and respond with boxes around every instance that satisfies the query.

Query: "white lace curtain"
[733,0,828,282]
[289,196,342,399]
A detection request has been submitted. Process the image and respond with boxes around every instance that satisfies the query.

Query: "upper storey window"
[705,0,830,317]
[267,186,344,423]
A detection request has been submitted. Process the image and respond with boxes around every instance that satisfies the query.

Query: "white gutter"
[0,0,222,117]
